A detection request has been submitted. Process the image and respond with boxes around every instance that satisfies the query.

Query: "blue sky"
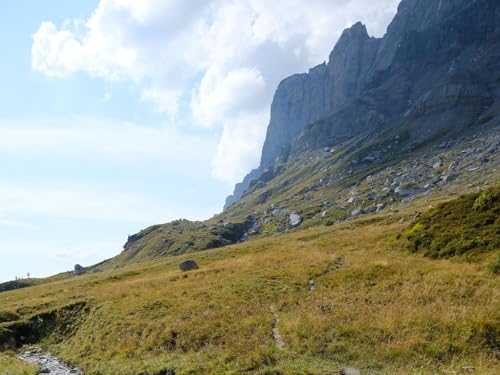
[0,0,399,282]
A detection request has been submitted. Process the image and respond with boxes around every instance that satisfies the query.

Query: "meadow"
[0,190,498,374]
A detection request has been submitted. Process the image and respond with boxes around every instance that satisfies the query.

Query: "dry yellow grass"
[0,205,498,374]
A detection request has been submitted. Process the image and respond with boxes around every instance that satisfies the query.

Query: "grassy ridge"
[0,197,498,374]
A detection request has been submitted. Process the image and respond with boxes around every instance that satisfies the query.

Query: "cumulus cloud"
[32,0,399,184]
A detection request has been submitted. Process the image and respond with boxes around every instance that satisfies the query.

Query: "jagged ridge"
[225,0,500,209]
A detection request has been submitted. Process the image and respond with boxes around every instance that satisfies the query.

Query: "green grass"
[0,351,37,375]
[0,198,498,374]
[397,187,500,261]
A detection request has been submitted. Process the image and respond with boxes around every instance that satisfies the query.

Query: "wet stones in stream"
[18,349,82,375]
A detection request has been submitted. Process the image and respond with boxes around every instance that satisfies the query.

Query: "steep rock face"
[225,0,500,209]
[225,22,380,209]
[291,0,500,155]
[224,167,260,209]
[259,22,379,170]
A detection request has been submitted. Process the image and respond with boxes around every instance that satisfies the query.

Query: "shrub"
[473,190,495,211]
[396,187,500,259]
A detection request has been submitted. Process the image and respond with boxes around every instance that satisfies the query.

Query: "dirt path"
[269,304,285,350]
[18,350,82,375]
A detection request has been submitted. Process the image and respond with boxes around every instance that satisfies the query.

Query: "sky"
[0,0,399,282]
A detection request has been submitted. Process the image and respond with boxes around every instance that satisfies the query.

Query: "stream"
[18,349,82,375]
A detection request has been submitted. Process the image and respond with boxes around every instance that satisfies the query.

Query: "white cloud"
[192,67,267,127]
[0,117,216,169]
[211,111,269,183]
[32,0,399,184]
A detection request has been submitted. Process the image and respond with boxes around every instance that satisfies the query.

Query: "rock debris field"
[18,350,82,375]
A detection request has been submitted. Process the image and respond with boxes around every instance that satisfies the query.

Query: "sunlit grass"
[0,196,498,374]
[0,351,38,375]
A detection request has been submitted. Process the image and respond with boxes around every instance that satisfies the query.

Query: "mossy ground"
[0,193,498,374]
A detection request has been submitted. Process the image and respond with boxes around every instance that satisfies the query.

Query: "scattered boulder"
[289,213,302,227]
[272,208,288,217]
[179,260,199,272]
[364,206,377,214]
[74,264,85,276]
[432,161,441,169]
[394,185,426,198]
[351,209,363,216]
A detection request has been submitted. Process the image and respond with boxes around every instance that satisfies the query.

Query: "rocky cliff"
[225,0,500,209]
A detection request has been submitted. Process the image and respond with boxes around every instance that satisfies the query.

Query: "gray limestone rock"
[351,209,363,216]
[289,213,302,227]
[179,260,199,272]
[73,264,85,276]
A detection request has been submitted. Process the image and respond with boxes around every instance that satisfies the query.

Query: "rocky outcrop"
[73,264,85,276]
[226,0,500,208]
[258,22,380,171]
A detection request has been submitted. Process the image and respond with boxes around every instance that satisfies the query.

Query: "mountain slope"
[225,0,500,209]
[86,0,500,270]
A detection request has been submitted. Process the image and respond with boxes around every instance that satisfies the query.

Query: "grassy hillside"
[397,187,500,263]
[93,123,500,270]
[0,194,498,374]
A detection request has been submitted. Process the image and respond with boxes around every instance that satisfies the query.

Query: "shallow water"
[18,350,82,375]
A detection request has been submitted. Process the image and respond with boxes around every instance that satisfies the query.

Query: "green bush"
[397,187,500,259]
[473,190,495,211]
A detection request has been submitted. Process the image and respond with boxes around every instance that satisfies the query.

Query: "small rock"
[179,260,199,272]
[347,196,356,204]
[351,209,363,216]
[289,213,302,227]
[376,203,385,211]
[340,368,361,375]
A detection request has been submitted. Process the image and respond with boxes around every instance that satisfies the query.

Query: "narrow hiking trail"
[269,256,345,350]
[18,350,82,375]
[269,304,285,350]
